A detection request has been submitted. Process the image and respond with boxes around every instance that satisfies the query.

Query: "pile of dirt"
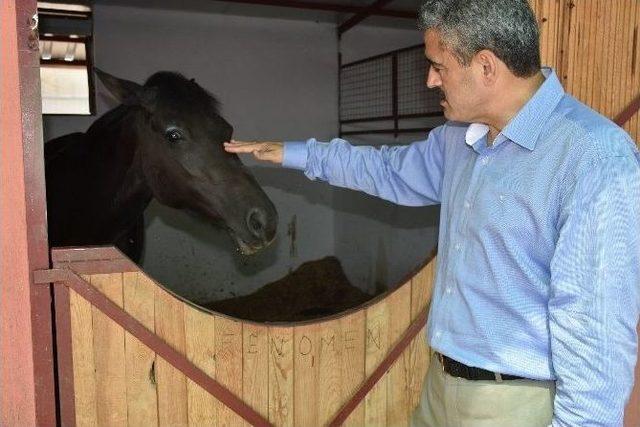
[202,256,376,322]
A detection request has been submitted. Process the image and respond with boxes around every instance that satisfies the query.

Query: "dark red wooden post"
[1,0,56,425]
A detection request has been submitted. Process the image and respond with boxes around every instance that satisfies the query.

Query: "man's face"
[423,29,484,122]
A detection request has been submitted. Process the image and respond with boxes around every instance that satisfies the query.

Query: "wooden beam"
[0,0,56,425]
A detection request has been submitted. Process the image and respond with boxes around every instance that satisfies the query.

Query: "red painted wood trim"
[614,94,640,127]
[328,308,429,427]
[56,270,272,427]
[53,283,76,427]
[1,0,56,425]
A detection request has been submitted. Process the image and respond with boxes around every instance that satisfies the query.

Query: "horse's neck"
[87,106,153,221]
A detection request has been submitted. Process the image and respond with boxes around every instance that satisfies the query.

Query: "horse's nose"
[246,207,267,239]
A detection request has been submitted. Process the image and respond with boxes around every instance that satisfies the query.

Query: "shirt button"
[435,331,442,339]
[454,243,461,251]
[481,158,489,165]
[464,201,471,209]
[446,287,452,294]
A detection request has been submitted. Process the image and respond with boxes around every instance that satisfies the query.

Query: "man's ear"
[94,67,155,107]
[474,50,499,85]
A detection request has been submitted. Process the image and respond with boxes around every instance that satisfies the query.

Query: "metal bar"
[39,15,92,37]
[341,115,395,124]
[337,0,395,35]
[86,36,96,114]
[392,53,398,137]
[328,308,429,427]
[218,0,415,17]
[338,48,343,138]
[33,268,69,284]
[38,8,91,18]
[58,270,273,427]
[340,112,444,124]
[341,44,423,69]
[614,93,640,126]
[340,127,434,136]
[41,59,88,66]
[39,34,88,42]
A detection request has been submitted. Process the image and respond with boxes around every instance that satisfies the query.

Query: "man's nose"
[426,65,441,88]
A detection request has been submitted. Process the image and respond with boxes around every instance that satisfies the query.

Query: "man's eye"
[165,129,184,142]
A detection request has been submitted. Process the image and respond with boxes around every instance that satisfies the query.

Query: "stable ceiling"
[92,0,421,31]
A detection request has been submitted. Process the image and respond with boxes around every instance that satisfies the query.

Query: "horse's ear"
[94,67,147,106]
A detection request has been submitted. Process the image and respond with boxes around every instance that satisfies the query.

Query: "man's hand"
[223,140,284,164]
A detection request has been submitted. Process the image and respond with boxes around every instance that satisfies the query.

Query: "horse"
[45,69,278,262]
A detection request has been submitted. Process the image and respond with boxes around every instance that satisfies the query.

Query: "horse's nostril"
[246,207,267,238]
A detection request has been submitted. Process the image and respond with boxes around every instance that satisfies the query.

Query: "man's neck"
[484,71,545,144]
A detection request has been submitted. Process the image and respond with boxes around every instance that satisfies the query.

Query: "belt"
[436,352,525,382]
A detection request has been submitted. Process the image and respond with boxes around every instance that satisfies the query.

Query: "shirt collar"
[465,68,565,151]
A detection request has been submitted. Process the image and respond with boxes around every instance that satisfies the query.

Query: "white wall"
[333,25,441,293]
[43,4,439,302]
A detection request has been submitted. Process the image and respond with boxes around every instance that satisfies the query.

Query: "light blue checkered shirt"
[283,68,640,426]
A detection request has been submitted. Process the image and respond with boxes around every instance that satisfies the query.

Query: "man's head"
[419,0,541,123]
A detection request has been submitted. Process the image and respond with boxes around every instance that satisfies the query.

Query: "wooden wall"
[531,0,640,142]
[65,260,435,427]
[531,2,640,425]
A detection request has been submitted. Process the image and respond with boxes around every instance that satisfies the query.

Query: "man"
[225,0,640,425]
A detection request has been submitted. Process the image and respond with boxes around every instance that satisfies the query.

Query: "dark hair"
[419,0,541,77]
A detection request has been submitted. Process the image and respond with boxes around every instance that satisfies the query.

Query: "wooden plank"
[386,283,412,427]
[407,260,435,412]
[621,0,634,125]
[268,326,294,427]
[184,305,217,426]
[91,273,127,426]
[243,322,269,426]
[584,0,597,107]
[592,0,606,115]
[155,287,189,427]
[215,316,244,426]
[294,324,319,427]
[123,272,159,426]
[632,0,640,142]
[340,311,365,427]
[583,0,595,104]
[317,320,342,426]
[364,299,389,427]
[70,277,98,427]
[559,0,574,89]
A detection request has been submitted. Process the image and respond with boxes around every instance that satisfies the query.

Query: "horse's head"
[95,69,277,255]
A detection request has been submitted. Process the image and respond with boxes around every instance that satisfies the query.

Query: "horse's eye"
[165,129,184,142]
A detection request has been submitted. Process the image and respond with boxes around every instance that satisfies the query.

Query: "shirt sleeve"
[281,125,448,206]
[549,154,640,426]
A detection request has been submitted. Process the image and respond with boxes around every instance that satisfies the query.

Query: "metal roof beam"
[338,0,397,35]
[218,0,415,18]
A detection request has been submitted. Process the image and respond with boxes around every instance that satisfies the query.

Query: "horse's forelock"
[144,71,220,114]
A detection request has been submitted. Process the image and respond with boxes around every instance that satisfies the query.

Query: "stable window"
[38,1,95,115]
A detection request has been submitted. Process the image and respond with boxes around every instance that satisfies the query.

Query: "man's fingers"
[223,141,260,153]
[223,140,284,164]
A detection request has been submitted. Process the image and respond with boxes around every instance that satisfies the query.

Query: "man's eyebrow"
[424,55,442,66]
